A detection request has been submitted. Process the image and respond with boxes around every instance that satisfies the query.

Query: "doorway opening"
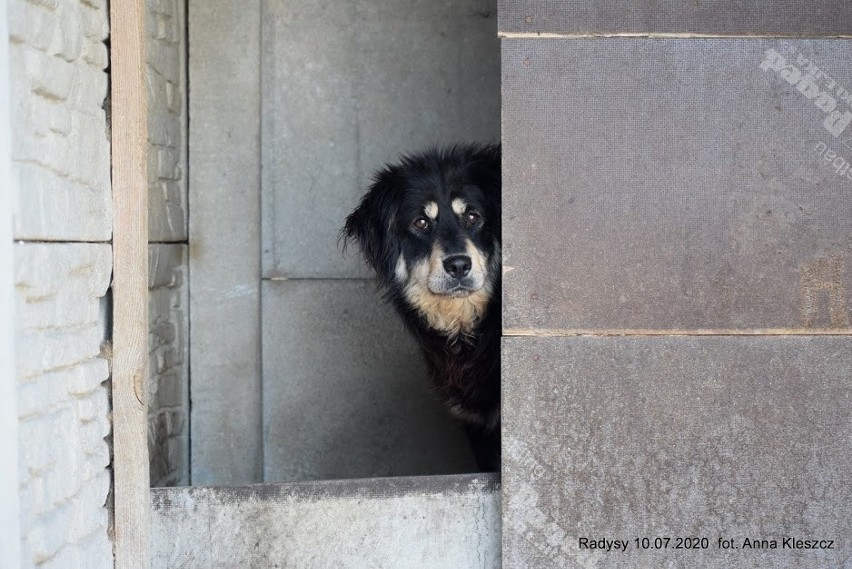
[152,0,501,487]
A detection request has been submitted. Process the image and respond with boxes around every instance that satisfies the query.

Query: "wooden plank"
[110,0,151,566]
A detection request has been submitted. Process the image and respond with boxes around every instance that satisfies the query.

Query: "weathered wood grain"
[110,0,151,566]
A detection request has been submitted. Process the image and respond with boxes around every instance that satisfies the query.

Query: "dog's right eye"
[412,217,430,230]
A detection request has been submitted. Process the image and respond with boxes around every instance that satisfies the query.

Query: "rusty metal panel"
[498,1,852,36]
[502,336,852,568]
[502,39,852,332]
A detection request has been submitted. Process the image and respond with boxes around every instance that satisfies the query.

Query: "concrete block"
[15,42,75,100]
[53,1,84,61]
[502,39,852,332]
[13,240,112,569]
[26,502,75,562]
[12,162,112,241]
[68,61,108,112]
[189,0,262,485]
[7,1,58,52]
[147,0,187,241]
[148,244,189,487]
[81,3,109,40]
[81,38,108,68]
[498,0,852,35]
[12,242,111,297]
[502,336,852,568]
[260,0,360,279]
[263,279,476,481]
[261,0,500,279]
[8,19,112,242]
[14,243,111,380]
[354,5,501,192]
[151,474,500,569]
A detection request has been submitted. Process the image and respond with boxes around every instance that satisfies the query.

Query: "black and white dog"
[342,144,501,470]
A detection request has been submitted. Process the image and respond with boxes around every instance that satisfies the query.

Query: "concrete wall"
[188,0,501,484]
[259,0,500,482]
[146,0,189,488]
[0,3,22,566]
[148,244,189,487]
[498,0,852,35]
[14,244,113,568]
[500,5,852,567]
[147,0,187,243]
[188,0,263,485]
[151,474,501,568]
[1,1,188,566]
[8,0,112,241]
[6,0,114,565]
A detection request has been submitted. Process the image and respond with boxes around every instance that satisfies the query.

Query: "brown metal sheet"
[502,336,852,568]
[502,39,852,332]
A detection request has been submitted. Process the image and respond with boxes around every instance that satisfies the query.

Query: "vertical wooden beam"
[110,0,150,567]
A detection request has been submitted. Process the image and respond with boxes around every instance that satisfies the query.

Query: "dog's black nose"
[443,255,472,279]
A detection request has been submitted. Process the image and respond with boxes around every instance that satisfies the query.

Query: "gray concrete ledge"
[151,473,501,568]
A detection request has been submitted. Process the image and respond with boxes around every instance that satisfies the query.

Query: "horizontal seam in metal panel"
[503,328,852,337]
[498,32,852,39]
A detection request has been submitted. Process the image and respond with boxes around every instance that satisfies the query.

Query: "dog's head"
[342,144,501,337]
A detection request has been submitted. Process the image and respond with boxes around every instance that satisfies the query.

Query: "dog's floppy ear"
[341,172,400,282]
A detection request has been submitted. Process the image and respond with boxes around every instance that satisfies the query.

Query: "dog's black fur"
[342,144,501,470]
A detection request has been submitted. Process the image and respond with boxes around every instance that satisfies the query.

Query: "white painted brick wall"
[8,0,190,563]
[147,0,187,241]
[7,0,114,566]
[148,244,189,486]
[14,243,112,569]
[7,0,112,241]
[1,3,23,566]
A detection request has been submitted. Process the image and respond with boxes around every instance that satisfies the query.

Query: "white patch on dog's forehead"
[451,198,467,215]
[424,202,438,220]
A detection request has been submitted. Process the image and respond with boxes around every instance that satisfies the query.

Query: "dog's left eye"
[463,210,481,228]
[413,217,430,230]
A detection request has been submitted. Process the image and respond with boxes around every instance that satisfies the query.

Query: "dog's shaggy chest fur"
[342,144,501,469]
